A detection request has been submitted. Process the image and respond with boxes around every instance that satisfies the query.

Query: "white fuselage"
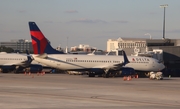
[33,54,165,72]
[0,53,28,66]
[0,53,47,67]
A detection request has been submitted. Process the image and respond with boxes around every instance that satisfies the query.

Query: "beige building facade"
[107,37,147,52]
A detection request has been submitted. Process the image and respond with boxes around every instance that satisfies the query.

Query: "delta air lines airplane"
[28,22,165,78]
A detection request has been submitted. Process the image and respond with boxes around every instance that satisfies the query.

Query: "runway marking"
[3,85,67,90]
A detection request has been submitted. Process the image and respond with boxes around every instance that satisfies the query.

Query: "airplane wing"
[92,62,124,71]
[3,60,31,67]
[94,50,130,70]
[2,62,28,67]
[2,63,21,66]
[32,50,129,73]
[108,63,124,70]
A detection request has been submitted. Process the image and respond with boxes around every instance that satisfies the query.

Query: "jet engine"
[0,66,16,73]
[24,64,43,73]
[120,67,136,76]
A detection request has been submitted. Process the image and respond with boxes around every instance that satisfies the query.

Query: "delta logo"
[132,58,150,61]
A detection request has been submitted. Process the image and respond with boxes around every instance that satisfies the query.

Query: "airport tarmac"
[0,73,180,109]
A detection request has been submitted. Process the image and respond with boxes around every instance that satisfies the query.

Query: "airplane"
[28,21,165,78]
[0,52,42,73]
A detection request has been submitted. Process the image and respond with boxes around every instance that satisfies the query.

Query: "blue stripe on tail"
[122,50,129,66]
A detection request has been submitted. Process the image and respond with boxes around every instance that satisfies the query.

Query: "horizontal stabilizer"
[34,53,48,59]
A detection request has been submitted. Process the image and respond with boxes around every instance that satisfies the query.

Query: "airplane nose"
[160,63,165,70]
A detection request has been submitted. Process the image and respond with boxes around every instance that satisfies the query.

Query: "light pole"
[67,37,69,48]
[144,33,152,39]
[66,37,69,53]
[160,4,168,39]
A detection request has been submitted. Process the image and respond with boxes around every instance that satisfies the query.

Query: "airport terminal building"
[107,37,147,54]
[0,39,33,53]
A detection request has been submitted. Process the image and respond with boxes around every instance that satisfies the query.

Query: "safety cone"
[136,74,138,78]
[127,76,130,81]
[28,72,31,76]
[129,76,132,80]
[24,72,26,76]
[134,75,136,78]
[123,76,127,81]
[131,75,134,78]
[134,74,138,78]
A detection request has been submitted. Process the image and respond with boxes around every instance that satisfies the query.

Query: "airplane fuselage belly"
[125,63,150,71]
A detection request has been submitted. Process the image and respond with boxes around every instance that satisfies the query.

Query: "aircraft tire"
[89,73,95,77]
[103,73,109,78]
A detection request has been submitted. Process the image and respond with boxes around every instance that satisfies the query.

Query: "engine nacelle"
[120,67,135,76]
[90,68,104,75]
[0,66,16,73]
[25,64,43,73]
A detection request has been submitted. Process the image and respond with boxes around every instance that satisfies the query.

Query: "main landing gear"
[88,72,95,77]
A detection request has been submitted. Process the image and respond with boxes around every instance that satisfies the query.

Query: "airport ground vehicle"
[68,71,88,75]
[149,71,163,80]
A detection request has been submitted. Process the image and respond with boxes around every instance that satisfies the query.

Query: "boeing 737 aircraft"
[28,22,165,78]
[0,52,42,73]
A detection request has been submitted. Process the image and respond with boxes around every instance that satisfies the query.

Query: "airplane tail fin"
[28,22,64,54]
[122,50,129,66]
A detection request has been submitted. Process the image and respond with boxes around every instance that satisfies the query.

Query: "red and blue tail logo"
[28,22,64,54]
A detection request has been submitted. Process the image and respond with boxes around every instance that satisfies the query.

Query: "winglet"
[28,21,65,54]
[122,50,129,66]
[26,50,33,64]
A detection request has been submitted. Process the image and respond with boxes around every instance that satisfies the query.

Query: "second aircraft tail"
[122,50,130,66]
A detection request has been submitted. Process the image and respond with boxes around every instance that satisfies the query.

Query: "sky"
[0,0,180,50]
